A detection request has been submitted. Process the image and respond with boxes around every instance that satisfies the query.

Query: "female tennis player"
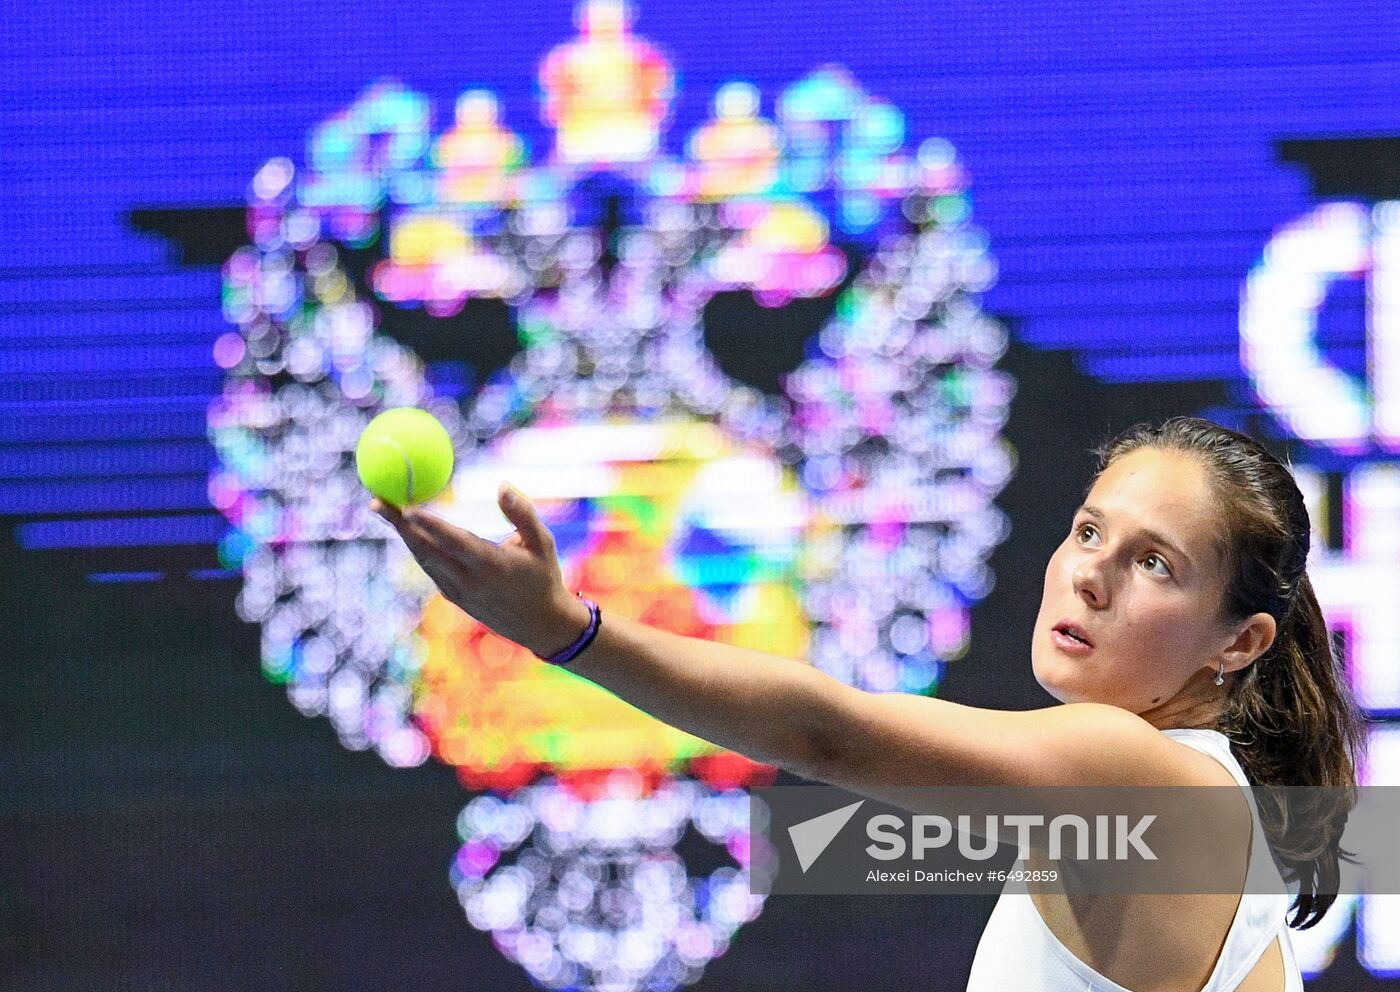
[372,416,1364,992]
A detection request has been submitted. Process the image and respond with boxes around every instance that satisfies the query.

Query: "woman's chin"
[1032,657,1084,703]
[1036,681,1074,704]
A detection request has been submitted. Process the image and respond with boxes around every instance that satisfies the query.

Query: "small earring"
[1214,662,1225,686]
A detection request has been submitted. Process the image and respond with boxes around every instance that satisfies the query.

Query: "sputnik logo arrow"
[787,800,865,872]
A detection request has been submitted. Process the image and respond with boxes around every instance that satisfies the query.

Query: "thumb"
[498,483,555,557]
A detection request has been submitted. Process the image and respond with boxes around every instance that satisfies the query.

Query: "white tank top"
[965,728,1303,992]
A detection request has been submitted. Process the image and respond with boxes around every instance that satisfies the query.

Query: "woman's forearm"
[563,606,860,780]
[369,494,862,780]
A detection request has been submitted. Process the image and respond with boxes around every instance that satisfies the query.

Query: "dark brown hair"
[1091,416,1367,929]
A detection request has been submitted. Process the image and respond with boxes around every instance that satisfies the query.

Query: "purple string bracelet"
[538,595,601,666]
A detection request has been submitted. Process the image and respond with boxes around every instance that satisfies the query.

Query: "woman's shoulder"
[1159,727,1249,788]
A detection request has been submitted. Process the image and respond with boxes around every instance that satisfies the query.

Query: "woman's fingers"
[371,499,516,597]
[372,506,480,603]
[496,483,556,558]
[371,489,551,567]
[398,504,503,567]
[372,499,437,556]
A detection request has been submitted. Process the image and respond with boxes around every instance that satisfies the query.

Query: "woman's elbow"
[774,682,867,784]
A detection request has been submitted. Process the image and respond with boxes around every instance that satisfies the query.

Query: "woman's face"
[1031,447,1241,723]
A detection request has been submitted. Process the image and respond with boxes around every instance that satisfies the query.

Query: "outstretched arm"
[373,485,862,778]
[372,486,1194,793]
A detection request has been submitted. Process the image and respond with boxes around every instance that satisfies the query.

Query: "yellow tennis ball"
[355,407,455,506]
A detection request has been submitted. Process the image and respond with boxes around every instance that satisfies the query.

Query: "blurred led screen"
[3,0,1399,988]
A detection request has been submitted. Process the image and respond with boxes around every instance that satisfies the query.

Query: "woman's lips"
[1051,628,1094,654]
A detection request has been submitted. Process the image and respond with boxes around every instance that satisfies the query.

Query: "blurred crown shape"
[211,3,1014,989]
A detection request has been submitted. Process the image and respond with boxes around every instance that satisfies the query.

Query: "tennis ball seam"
[381,434,416,503]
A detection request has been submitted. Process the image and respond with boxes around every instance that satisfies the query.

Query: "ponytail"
[1221,574,1367,928]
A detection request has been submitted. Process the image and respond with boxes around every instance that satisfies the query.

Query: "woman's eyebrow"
[1076,504,1194,568]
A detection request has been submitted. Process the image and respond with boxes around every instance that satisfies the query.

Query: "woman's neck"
[1137,677,1224,732]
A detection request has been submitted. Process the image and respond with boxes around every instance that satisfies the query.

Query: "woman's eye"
[1074,523,1096,543]
[1142,554,1171,577]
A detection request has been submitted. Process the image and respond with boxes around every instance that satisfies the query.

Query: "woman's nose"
[1072,559,1107,605]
